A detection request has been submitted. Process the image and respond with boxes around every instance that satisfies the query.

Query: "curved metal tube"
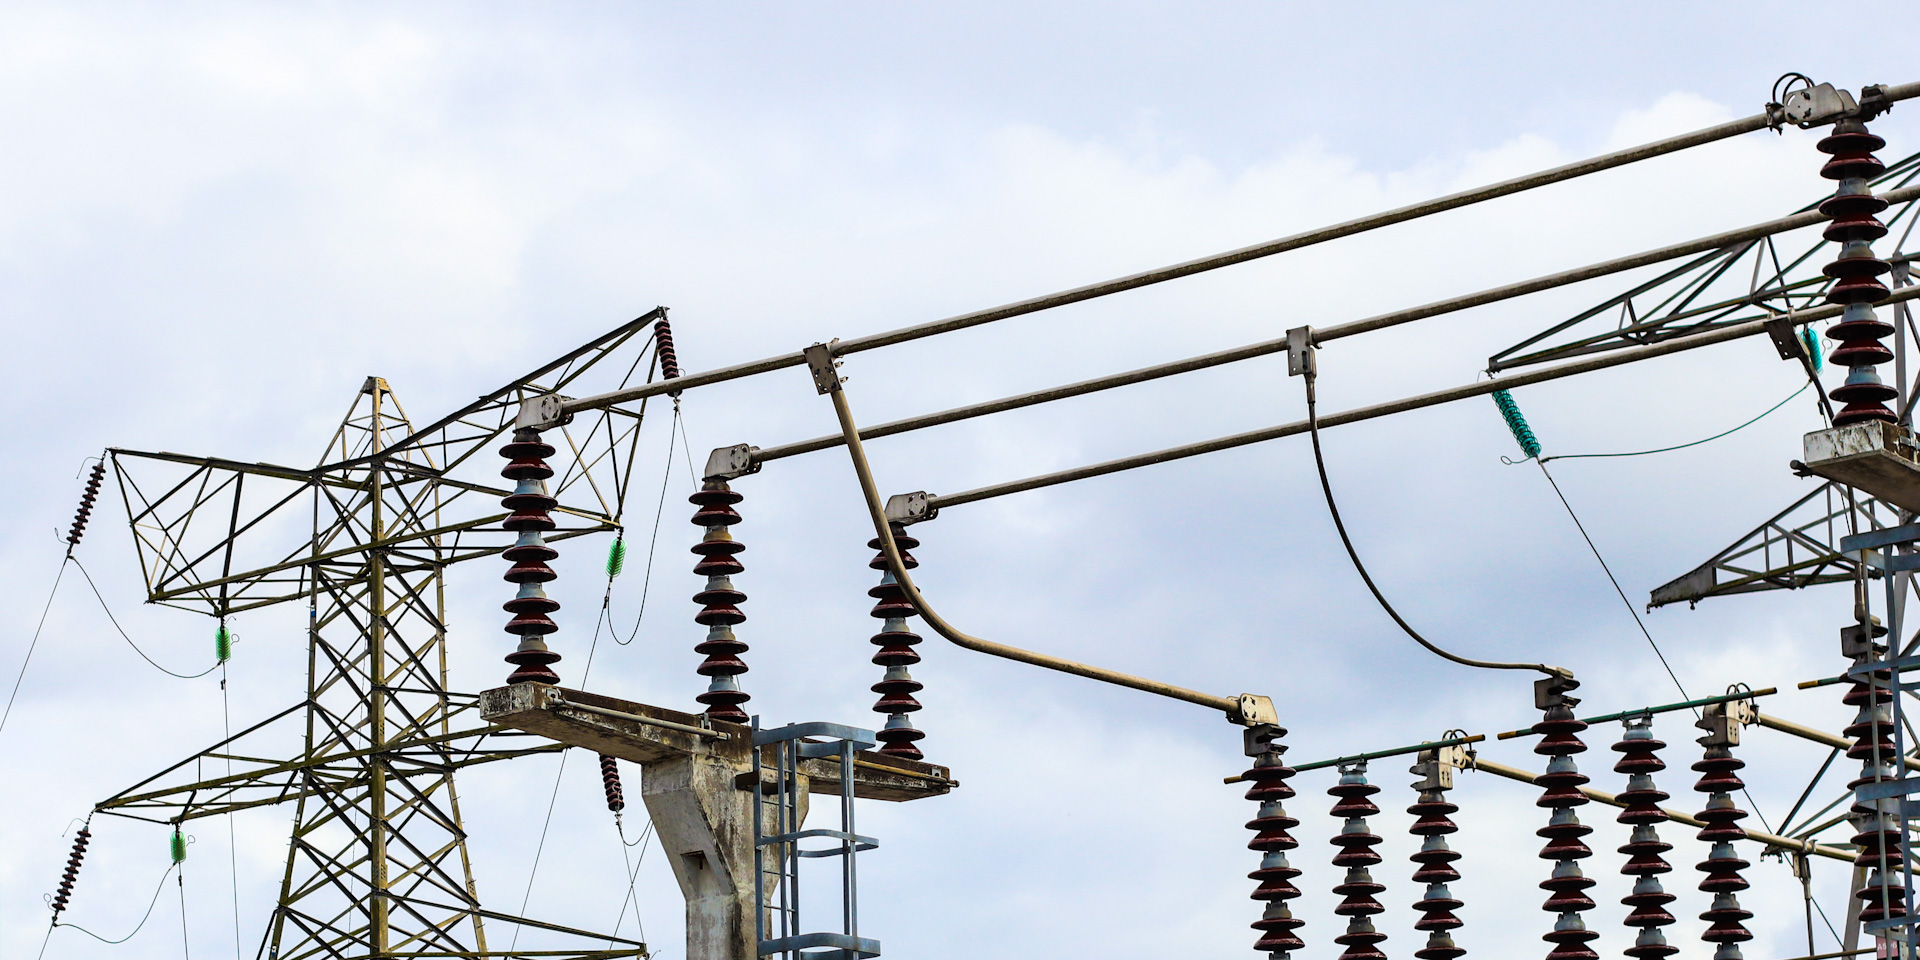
[824,382,1254,721]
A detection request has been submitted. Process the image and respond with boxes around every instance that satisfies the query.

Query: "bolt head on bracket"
[884,491,938,526]
[704,444,762,482]
[514,394,572,432]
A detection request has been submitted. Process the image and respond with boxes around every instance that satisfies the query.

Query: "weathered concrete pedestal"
[481,685,953,960]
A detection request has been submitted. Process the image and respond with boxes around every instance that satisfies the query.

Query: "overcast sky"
[7,5,1920,960]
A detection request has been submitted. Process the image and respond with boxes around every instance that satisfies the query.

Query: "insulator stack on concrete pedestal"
[1612,717,1678,960]
[1691,703,1753,960]
[1328,762,1387,960]
[1533,680,1598,960]
[1243,725,1303,959]
[501,431,563,685]
[689,481,751,723]
[865,524,927,759]
[1407,748,1464,960]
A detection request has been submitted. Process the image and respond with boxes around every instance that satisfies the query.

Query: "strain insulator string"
[599,754,626,813]
[654,316,683,395]
[501,429,563,685]
[689,481,750,723]
[50,820,91,918]
[66,461,104,556]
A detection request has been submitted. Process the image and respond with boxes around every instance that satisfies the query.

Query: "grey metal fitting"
[802,341,844,395]
[703,444,762,481]
[884,491,938,526]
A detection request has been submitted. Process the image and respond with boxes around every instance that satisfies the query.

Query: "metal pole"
[922,284,1920,510]
[557,89,1920,419]
[1756,712,1920,774]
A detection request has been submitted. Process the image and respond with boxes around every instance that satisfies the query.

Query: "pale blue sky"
[5,5,1920,960]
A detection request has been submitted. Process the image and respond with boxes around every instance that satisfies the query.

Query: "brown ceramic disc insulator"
[692,581,747,624]
[1611,720,1678,957]
[870,627,923,667]
[653,317,682,382]
[866,525,920,570]
[51,827,90,916]
[1691,741,1754,951]
[1830,339,1897,369]
[1829,275,1893,306]
[599,754,625,812]
[689,483,744,526]
[1822,151,1888,182]
[1826,254,1894,280]
[868,578,917,620]
[691,527,746,577]
[1825,211,1890,244]
[500,429,561,686]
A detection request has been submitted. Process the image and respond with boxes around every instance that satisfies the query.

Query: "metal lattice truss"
[95,310,674,960]
[1489,150,1920,372]
[1649,481,1905,608]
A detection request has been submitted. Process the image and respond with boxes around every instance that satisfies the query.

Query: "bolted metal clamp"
[702,443,762,481]
[884,491,938,526]
[1533,674,1580,710]
[803,341,845,395]
[1762,314,1810,364]
[514,394,572,432]
[1231,693,1279,727]
[1695,687,1759,747]
[1286,325,1316,377]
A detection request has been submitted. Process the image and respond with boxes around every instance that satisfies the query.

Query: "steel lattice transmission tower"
[94,311,675,960]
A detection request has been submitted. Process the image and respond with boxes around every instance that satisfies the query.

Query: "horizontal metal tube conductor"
[1494,686,1778,739]
[826,382,1247,718]
[751,186,1920,465]
[553,699,730,740]
[1470,757,1853,861]
[1756,710,1920,773]
[1223,734,1487,782]
[556,90,1920,419]
[926,283,1920,509]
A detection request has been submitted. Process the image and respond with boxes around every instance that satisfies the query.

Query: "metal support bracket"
[1231,693,1279,727]
[704,444,763,481]
[883,491,938,526]
[1763,315,1809,363]
[1286,326,1316,377]
[1782,82,1860,127]
[803,342,844,395]
[514,394,572,432]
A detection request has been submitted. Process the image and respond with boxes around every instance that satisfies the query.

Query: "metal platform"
[1801,420,1920,514]
[479,684,956,803]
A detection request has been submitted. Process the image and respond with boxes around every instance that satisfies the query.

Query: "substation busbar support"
[753,721,883,960]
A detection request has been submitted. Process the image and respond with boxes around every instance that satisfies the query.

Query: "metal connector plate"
[704,444,762,481]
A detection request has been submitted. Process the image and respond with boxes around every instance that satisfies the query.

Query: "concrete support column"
[641,754,807,960]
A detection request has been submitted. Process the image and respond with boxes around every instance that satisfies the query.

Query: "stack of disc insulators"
[1534,701,1598,960]
[599,754,625,813]
[1692,735,1753,958]
[1819,117,1897,425]
[1613,718,1677,960]
[1244,735,1302,958]
[689,481,750,723]
[68,461,103,546]
[1328,764,1387,960]
[501,430,562,685]
[866,524,926,759]
[51,826,89,916]
[1407,759,1463,960]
